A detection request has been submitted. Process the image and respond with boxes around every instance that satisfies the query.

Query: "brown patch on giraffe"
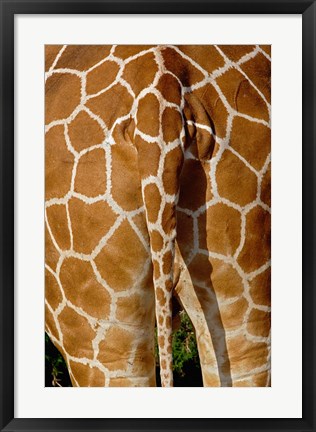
[46,204,71,251]
[161,202,176,234]
[210,259,244,300]
[114,45,154,60]
[158,315,164,326]
[45,126,74,200]
[123,52,158,96]
[188,254,212,284]
[161,359,167,370]
[68,111,105,152]
[176,211,194,262]
[178,159,213,211]
[111,140,143,212]
[261,162,271,207]
[253,370,269,386]
[116,293,149,326]
[58,306,95,359]
[198,203,241,256]
[178,45,225,74]
[137,93,160,137]
[220,297,249,330]
[216,68,269,121]
[230,116,271,171]
[60,257,111,320]
[162,47,205,87]
[98,326,134,371]
[95,219,148,291]
[162,145,183,196]
[217,45,256,62]
[202,372,221,387]
[45,225,60,271]
[153,259,161,279]
[86,83,133,130]
[162,251,173,274]
[45,305,59,340]
[247,308,271,338]
[165,316,172,330]
[86,60,119,95]
[46,73,81,123]
[158,335,165,347]
[237,206,271,273]
[56,45,112,70]
[156,287,166,305]
[241,52,271,103]
[69,361,105,386]
[165,280,173,295]
[136,137,161,178]
[133,341,156,379]
[190,85,228,138]
[68,198,117,255]
[162,107,182,143]
[109,378,133,387]
[249,268,271,307]
[45,45,63,71]
[75,148,106,197]
[45,269,63,310]
[150,230,164,252]
[227,334,268,373]
[143,183,161,223]
[216,150,258,207]
[156,73,182,105]
[260,45,271,56]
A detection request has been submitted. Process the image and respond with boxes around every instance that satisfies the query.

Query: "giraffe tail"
[138,153,183,386]
[134,108,184,386]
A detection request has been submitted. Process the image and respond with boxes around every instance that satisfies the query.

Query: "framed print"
[0,0,315,431]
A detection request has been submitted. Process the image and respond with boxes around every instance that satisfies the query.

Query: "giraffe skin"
[45,44,271,387]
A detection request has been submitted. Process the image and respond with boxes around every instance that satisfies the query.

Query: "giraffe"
[45,44,271,387]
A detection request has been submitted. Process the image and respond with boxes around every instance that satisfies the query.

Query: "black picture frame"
[0,0,315,431]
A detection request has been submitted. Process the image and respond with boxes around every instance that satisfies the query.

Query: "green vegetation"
[172,311,201,378]
[45,310,202,387]
[155,310,202,386]
[45,333,71,387]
